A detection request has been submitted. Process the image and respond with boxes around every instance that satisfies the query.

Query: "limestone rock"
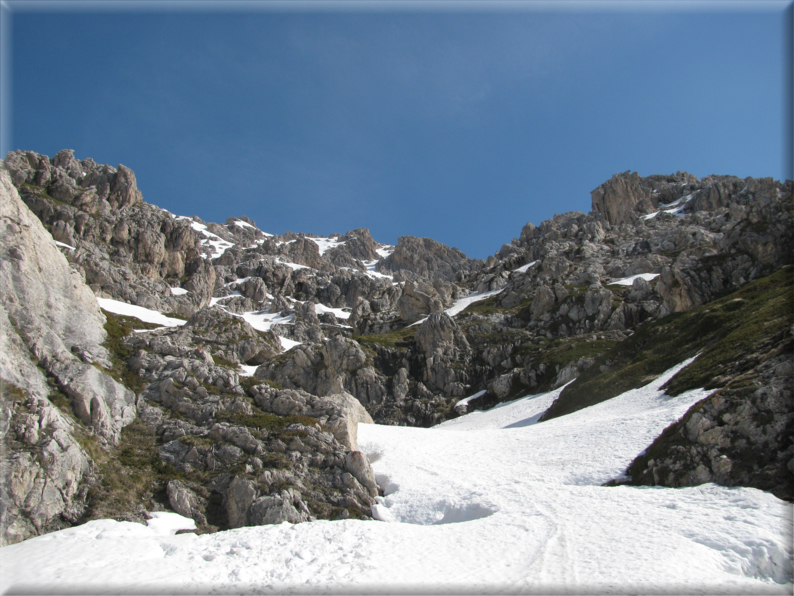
[376,235,482,282]
[590,171,651,226]
[48,361,136,446]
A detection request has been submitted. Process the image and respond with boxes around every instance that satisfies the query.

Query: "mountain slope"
[1,358,790,592]
[1,149,792,549]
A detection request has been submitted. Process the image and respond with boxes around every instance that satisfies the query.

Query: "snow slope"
[411,288,505,326]
[1,359,790,594]
[97,297,187,328]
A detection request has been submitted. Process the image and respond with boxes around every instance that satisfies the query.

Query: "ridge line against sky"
[2,0,791,258]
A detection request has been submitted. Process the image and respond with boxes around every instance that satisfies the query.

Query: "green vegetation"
[20,183,67,206]
[463,295,534,317]
[79,417,179,523]
[47,388,72,413]
[543,266,794,420]
[1,380,27,402]
[239,376,283,393]
[215,410,323,434]
[164,312,190,322]
[353,325,416,349]
[211,353,238,369]
[101,309,152,394]
[662,266,794,395]
[20,182,97,216]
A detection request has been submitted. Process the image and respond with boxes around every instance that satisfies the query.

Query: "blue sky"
[4,1,791,259]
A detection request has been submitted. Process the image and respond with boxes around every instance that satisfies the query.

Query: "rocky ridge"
[1,150,791,546]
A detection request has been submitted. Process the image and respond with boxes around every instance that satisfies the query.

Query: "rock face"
[376,236,482,282]
[0,164,137,546]
[3,148,793,546]
[627,352,793,500]
[0,164,108,367]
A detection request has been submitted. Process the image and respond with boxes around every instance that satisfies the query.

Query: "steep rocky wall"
[0,165,138,546]
[376,235,483,282]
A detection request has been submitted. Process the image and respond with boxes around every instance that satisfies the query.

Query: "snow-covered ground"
[444,287,505,318]
[361,259,395,281]
[412,287,505,326]
[307,236,345,255]
[97,297,187,328]
[314,302,351,320]
[642,193,696,220]
[2,359,790,594]
[609,272,661,286]
[513,260,538,273]
[185,220,236,259]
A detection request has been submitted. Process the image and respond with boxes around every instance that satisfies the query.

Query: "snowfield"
[1,359,791,594]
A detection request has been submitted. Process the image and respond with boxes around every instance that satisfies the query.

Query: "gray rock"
[376,235,482,282]
[167,479,208,526]
[48,361,136,446]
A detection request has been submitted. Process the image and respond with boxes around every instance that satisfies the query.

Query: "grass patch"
[353,325,416,349]
[79,418,180,523]
[48,389,73,413]
[0,380,27,402]
[215,411,324,434]
[462,295,503,316]
[20,182,68,206]
[212,353,238,369]
[510,335,618,393]
[463,296,534,318]
[542,266,794,421]
[101,310,150,394]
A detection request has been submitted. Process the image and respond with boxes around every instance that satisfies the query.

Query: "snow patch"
[239,310,293,332]
[376,245,394,259]
[307,236,345,255]
[169,287,189,296]
[238,365,259,377]
[278,259,311,271]
[187,220,236,258]
[512,260,537,273]
[412,288,506,326]
[97,298,187,328]
[609,273,660,286]
[361,260,394,281]
[642,193,696,220]
[279,336,302,351]
[452,390,486,414]
[314,303,351,320]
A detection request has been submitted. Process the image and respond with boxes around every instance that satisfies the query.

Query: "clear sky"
[4,1,791,259]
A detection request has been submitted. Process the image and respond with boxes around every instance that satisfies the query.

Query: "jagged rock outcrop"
[591,170,700,226]
[626,352,793,501]
[376,235,482,281]
[414,312,472,396]
[126,334,379,531]
[179,307,281,365]
[1,380,97,546]
[254,336,390,410]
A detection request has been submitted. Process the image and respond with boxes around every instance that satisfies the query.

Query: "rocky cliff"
[2,151,791,545]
